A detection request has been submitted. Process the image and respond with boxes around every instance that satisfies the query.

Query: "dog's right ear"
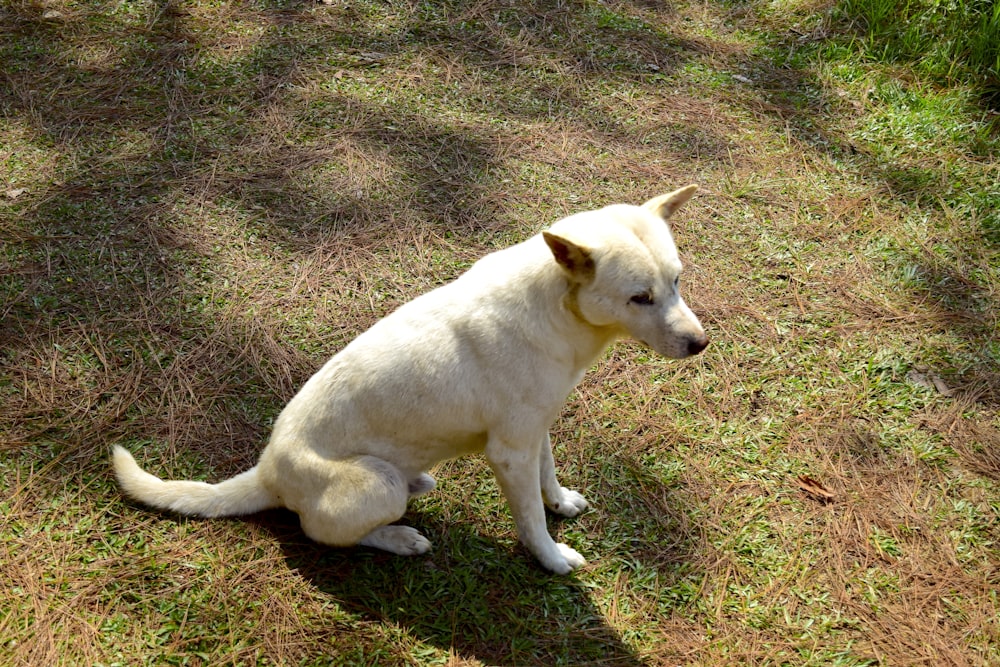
[543,232,595,281]
[643,184,698,221]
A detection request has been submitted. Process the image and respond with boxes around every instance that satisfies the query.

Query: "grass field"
[2,0,999,665]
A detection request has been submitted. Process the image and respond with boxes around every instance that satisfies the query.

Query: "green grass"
[837,0,1000,94]
[2,0,1000,664]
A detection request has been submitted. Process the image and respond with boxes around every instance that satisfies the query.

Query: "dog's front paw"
[548,487,589,517]
[546,542,587,574]
[538,542,587,574]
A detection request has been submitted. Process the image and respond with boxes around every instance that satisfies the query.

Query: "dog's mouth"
[637,335,709,359]
[635,338,663,354]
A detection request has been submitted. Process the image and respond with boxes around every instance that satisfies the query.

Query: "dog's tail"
[111,445,280,518]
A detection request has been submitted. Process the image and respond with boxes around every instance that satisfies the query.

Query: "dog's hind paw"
[359,525,432,556]
[547,487,589,517]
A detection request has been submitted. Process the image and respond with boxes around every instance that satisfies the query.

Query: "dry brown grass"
[2,0,999,665]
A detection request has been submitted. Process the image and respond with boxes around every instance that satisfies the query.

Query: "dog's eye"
[630,292,654,306]
[673,276,680,289]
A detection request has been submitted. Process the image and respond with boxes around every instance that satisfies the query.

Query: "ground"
[1,0,998,665]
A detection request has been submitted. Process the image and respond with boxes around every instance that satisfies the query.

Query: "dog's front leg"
[485,437,586,574]
[539,433,589,517]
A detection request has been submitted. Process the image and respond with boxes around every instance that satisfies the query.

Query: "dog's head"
[543,185,709,359]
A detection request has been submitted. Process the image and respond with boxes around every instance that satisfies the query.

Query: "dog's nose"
[687,334,709,356]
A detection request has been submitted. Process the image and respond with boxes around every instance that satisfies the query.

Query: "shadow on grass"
[239,442,703,665]
[261,507,647,666]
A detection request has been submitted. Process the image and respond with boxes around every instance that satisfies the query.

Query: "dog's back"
[263,232,596,476]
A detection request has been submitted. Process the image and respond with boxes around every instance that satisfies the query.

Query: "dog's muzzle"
[687,333,710,356]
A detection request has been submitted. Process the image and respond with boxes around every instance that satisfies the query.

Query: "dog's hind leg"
[289,454,432,556]
[348,473,435,554]
[359,525,431,555]
[539,433,589,518]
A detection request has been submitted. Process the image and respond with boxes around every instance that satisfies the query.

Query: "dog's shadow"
[256,508,645,666]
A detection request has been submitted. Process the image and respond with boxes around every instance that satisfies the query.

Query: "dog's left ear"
[543,232,595,281]
[643,184,698,221]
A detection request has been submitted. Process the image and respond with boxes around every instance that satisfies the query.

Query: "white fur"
[112,185,708,574]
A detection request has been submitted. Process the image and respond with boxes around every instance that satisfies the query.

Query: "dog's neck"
[562,282,588,324]
[555,276,622,370]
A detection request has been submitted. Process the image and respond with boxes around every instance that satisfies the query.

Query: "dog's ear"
[643,184,698,221]
[543,232,595,280]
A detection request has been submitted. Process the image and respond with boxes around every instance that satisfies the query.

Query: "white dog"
[113,185,708,574]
